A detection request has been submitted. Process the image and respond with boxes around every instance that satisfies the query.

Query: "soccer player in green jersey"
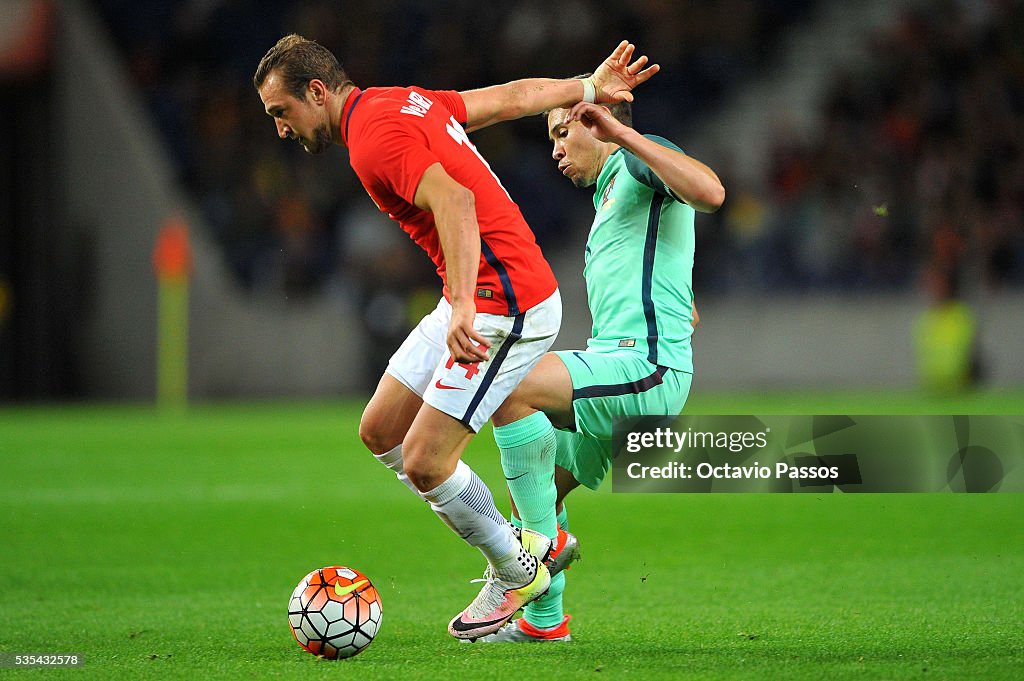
[478,94,724,642]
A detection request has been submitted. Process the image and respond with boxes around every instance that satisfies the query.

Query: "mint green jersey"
[583,134,696,372]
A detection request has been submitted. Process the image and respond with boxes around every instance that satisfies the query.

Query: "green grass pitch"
[1,391,1022,680]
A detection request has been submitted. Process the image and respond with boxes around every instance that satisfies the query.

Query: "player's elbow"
[418,167,476,218]
[703,181,725,213]
[690,180,724,214]
[450,184,476,215]
[432,184,477,230]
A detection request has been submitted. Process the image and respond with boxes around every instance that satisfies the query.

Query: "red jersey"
[341,86,557,316]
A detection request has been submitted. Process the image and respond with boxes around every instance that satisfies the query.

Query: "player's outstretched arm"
[569,102,725,213]
[413,163,491,364]
[460,40,658,132]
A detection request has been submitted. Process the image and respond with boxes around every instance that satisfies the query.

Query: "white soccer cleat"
[447,555,550,640]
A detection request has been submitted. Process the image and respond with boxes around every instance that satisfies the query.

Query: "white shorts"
[386,290,561,432]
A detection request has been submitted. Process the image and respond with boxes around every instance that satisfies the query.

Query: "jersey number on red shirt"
[444,116,512,201]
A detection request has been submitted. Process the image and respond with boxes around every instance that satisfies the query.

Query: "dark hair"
[253,34,352,99]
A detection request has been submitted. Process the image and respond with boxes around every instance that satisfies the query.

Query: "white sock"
[421,460,533,583]
[373,445,423,498]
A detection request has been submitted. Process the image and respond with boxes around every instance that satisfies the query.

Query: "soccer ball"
[288,566,382,659]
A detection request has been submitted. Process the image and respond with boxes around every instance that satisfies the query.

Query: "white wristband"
[581,77,596,104]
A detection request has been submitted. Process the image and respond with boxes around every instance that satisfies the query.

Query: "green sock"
[494,412,557,541]
[525,571,565,629]
[530,505,571,628]
[509,515,566,629]
[496,412,563,631]
[510,507,568,534]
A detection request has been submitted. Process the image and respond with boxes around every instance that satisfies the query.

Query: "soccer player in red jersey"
[254,36,657,639]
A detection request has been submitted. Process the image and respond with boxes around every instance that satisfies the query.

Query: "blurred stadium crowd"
[94,0,1022,303]
[741,0,1024,294]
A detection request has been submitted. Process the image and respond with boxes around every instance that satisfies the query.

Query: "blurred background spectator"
[744,0,1024,295]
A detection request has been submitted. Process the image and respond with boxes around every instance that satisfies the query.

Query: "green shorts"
[552,349,692,490]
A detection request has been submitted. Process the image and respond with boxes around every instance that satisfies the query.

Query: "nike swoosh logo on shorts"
[572,351,594,374]
[435,379,465,391]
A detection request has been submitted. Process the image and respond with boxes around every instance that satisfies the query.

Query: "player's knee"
[402,433,461,493]
[358,410,401,456]
[401,446,441,493]
[402,466,433,494]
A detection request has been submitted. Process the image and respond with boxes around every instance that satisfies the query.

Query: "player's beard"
[302,124,333,154]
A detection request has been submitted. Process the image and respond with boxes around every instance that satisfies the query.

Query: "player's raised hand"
[590,40,660,103]
[568,101,630,144]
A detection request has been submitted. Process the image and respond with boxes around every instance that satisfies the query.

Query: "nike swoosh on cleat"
[434,379,465,391]
[335,579,368,597]
[450,615,509,633]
